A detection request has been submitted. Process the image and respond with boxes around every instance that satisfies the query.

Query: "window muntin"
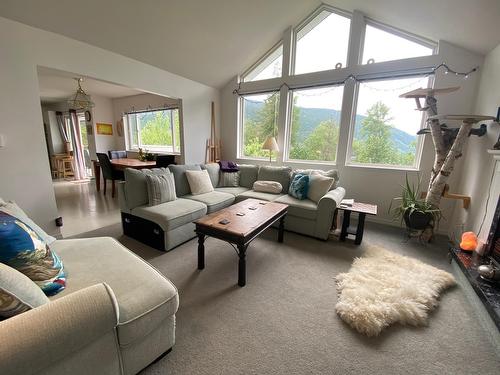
[287,85,343,163]
[240,92,280,159]
[243,44,283,82]
[362,25,433,65]
[294,10,351,75]
[348,77,429,168]
[126,108,181,153]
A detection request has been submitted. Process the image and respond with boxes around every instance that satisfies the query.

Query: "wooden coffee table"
[194,198,288,287]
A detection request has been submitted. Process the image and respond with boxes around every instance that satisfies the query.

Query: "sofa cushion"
[50,237,179,347]
[124,168,170,210]
[288,173,309,200]
[274,195,318,220]
[257,166,292,193]
[0,211,66,296]
[168,164,202,197]
[0,262,49,319]
[235,190,285,202]
[0,200,56,245]
[219,171,240,187]
[131,198,207,231]
[145,172,176,206]
[201,163,220,188]
[238,164,259,188]
[215,187,250,196]
[185,170,214,195]
[183,191,235,213]
[308,173,334,203]
[253,180,283,194]
[294,168,339,189]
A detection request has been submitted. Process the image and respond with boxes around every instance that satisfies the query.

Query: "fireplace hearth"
[450,197,500,331]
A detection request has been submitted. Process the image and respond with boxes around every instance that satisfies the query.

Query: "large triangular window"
[362,24,433,65]
[294,10,351,74]
[243,44,283,82]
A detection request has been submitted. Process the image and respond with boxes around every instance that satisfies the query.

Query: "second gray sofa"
[118,163,345,251]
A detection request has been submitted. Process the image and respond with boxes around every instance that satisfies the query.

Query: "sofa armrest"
[0,283,119,375]
[118,181,130,213]
[315,187,346,240]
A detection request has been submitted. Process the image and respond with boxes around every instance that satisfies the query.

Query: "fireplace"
[486,197,500,264]
[450,196,500,331]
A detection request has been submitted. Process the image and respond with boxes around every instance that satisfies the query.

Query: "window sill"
[285,159,336,167]
[345,162,419,172]
[127,148,180,155]
[236,157,337,169]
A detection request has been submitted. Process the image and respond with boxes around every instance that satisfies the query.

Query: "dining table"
[92,158,157,192]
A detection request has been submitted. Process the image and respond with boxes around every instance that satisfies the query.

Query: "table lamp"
[262,136,279,162]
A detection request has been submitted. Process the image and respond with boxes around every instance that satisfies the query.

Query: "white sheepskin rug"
[335,246,456,336]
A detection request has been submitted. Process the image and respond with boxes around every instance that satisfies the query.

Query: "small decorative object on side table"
[338,200,378,245]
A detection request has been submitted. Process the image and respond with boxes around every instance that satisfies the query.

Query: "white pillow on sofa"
[185,170,214,195]
[253,181,283,194]
[307,173,334,203]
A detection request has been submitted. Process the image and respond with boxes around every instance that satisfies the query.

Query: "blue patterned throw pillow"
[0,211,66,296]
[288,173,309,200]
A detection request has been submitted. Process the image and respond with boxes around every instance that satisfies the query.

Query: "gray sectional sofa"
[118,163,345,251]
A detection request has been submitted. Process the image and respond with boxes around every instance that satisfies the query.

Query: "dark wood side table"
[338,202,377,245]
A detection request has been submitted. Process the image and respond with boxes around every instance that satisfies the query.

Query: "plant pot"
[403,210,433,230]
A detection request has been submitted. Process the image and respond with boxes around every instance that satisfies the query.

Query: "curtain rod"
[124,105,179,115]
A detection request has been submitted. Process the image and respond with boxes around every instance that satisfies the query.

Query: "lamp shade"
[262,136,279,151]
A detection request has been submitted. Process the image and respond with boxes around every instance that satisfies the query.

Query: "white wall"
[0,16,219,235]
[220,41,484,233]
[450,43,500,241]
[92,94,117,154]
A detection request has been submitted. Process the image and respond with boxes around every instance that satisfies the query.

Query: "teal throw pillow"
[0,211,66,296]
[288,173,309,200]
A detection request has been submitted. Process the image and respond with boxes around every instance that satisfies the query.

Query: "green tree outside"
[137,110,180,152]
[352,101,415,166]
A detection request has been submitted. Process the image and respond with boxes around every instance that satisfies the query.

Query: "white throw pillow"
[307,173,334,203]
[253,181,283,194]
[186,170,214,195]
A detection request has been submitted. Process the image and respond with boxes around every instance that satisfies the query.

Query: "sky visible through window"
[363,25,433,65]
[295,11,350,74]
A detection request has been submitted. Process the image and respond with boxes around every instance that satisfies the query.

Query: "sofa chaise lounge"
[0,236,179,375]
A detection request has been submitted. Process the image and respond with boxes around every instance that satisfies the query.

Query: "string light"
[233,62,479,96]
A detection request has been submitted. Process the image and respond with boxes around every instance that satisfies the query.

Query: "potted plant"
[390,174,442,232]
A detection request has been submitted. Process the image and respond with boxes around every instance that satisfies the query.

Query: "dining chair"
[156,154,176,168]
[96,153,124,197]
[108,150,127,159]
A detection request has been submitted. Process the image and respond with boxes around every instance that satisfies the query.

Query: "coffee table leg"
[197,233,205,270]
[340,210,350,241]
[237,244,247,287]
[278,216,285,243]
[355,213,366,245]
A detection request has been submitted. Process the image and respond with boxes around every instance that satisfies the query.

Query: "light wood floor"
[53,179,121,238]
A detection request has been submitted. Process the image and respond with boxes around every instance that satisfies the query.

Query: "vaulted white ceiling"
[1,0,499,89]
[37,67,142,104]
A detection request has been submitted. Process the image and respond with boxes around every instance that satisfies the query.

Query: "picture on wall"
[96,123,113,135]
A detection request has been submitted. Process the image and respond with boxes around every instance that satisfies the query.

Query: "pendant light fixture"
[67,77,94,110]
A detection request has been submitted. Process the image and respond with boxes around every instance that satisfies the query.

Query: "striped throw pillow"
[219,171,240,187]
[145,173,177,206]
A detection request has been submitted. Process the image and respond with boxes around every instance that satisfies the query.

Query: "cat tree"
[400,87,495,237]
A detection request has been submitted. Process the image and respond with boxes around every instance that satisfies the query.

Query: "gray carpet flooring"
[74,223,500,374]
